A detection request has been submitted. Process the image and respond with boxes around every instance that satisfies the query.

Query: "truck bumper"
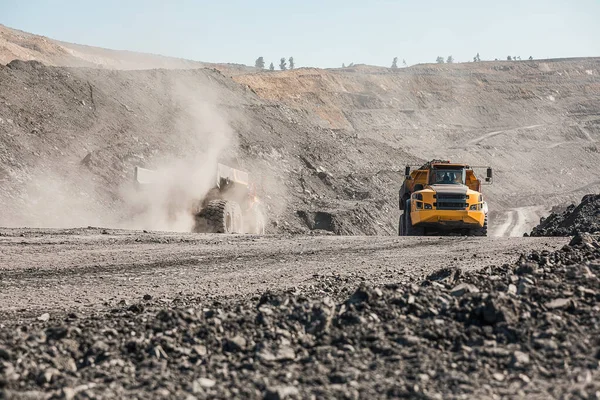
[412,209,486,229]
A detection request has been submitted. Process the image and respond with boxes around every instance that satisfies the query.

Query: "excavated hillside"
[234,60,600,235]
[1,45,599,234]
[0,60,418,234]
[0,24,251,73]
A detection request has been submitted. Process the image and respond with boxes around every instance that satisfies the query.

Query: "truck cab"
[398,160,492,236]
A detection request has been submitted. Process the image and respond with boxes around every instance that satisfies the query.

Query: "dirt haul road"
[0,228,566,321]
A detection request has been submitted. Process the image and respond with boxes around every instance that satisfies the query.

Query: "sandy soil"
[492,206,549,237]
[0,228,566,322]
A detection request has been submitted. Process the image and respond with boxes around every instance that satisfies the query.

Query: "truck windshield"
[432,169,465,185]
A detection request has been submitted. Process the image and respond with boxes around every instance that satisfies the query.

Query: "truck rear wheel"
[197,200,243,233]
[398,213,405,236]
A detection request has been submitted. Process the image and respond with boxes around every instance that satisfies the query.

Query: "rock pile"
[530,194,600,236]
[2,234,600,399]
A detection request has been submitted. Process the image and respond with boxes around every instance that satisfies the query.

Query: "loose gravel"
[2,234,599,399]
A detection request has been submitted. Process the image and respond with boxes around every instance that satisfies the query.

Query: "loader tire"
[471,215,488,237]
[198,200,243,234]
[404,200,425,236]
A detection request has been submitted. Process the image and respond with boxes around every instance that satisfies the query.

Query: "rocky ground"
[0,228,564,319]
[0,231,598,399]
[530,194,600,237]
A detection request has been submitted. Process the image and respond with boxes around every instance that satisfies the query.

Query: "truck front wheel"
[404,200,425,236]
[195,200,243,233]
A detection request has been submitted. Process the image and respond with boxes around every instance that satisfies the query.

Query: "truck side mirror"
[486,167,493,182]
[405,166,411,177]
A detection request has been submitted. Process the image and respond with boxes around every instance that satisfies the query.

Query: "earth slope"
[0,60,417,234]
[1,25,600,235]
[0,24,249,72]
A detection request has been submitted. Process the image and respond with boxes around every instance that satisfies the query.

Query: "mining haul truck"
[398,160,492,236]
[134,163,265,234]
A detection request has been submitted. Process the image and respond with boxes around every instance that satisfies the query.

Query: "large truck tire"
[404,200,425,236]
[197,200,243,233]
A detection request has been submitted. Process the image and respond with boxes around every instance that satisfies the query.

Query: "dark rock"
[570,232,600,248]
[45,326,68,341]
[427,267,462,284]
[346,284,381,306]
[128,304,144,313]
[0,347,10,361]
[516,262,538,275]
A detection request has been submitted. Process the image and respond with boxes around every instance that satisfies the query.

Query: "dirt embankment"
[0,60,417,234]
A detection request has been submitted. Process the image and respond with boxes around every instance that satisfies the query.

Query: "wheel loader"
[134,163,265,234]
[398,160,492,236]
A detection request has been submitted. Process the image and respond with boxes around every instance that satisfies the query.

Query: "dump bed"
[134,163,249,188]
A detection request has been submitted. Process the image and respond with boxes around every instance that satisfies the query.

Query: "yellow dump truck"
[398,160,492,236]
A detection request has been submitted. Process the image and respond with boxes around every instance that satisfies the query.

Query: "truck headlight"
[424,203,433,209]
[469,204,479,211]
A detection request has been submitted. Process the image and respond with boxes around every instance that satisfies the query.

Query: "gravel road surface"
[0,228,566,322]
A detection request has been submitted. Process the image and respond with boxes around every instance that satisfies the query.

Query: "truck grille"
[435,193,468,210]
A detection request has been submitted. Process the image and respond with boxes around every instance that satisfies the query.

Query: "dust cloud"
[121,80,236,232]
[1,170,112,229]
[0,78,237,232]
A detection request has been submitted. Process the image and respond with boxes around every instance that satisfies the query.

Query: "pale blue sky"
[1,0,598,68]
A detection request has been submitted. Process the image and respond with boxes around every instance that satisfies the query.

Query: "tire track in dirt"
[492,209,515,237]
[464,124,545,146]
[493,206,548,237]
[0,229,566,318]
[546,124,596,148]
[509,207,527,237]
